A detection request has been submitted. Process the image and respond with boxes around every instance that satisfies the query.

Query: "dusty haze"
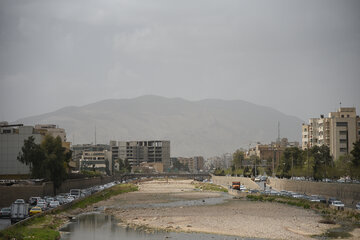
[0,0,359,122]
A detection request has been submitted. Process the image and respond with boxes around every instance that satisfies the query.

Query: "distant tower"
[277,121,281,143]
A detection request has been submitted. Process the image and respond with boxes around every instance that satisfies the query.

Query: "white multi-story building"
[0,122,68,175]
[302,107,360,160]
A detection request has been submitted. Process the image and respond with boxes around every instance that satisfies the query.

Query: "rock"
[187,225,192,227]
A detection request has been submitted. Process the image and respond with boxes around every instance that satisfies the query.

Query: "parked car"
[29,206,42,216]
[328,197,338,205]
[356,202,360,210]
[331,201,345,208]
[0,207,11,218]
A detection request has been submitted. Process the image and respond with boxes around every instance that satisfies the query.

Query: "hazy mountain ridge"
[16,95,303,157]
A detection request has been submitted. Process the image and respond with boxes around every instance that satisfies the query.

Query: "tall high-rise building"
[302,107,360,160]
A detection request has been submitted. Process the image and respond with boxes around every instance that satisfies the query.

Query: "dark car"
[0,207,11,218]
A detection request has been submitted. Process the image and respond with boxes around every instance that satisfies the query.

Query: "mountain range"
[16,95,304,157]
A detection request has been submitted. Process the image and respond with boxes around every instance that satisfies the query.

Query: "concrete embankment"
[212,175,360,206]
[269,178,360,206]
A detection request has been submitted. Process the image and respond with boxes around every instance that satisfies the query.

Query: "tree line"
[214,141,360,180]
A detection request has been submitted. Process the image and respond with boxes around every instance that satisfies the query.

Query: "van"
[70,189,81,199]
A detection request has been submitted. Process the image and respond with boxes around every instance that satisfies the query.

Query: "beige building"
[116,140,170,172]
[302,107,360,160]
[79,150,112,174]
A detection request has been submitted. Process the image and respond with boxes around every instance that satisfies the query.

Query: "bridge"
[116,172,211,182]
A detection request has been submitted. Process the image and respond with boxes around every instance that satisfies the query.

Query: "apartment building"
[302,107,360,160]
[71,144,110,169]
[113,140,170,172]
[79,150,112,174]
[0,122,69,175]
[177,156,205,173]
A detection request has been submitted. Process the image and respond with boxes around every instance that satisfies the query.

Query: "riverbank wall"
[269,178,360,206]
[211,175,360,206]
[0,176,115,208]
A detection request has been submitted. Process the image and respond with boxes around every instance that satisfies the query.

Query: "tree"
[17,136,45,178]
[18,135,71,195]
[351,141,360,167]
[124,159,132,172]
[232,150,245,169]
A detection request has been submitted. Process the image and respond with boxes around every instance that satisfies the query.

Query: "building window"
[340,148,347,152]
[347,115,350,117]
[340,139,347,143]
[336,122,348,127]
[339,131,347,135]
[341,115,344,118]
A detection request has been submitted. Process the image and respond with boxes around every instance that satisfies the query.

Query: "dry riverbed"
[90,179,339,240]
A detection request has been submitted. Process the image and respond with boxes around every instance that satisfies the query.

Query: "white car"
[331,201,345,208]
[49,201,60,208]
[356,202,360,210]
[65,196,75,203]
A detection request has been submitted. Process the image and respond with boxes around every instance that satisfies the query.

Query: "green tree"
[310,145,332,180]
[351,141,360,167]
[17,136,45,178]
[124,159,132,172]
[18,135,71,195]
[232,150,245,169]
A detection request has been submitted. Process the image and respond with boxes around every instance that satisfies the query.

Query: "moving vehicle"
[29,197,41,206]
[29,206,42,216]
[10,201,29,223]
[0,207,11,218]
[49,201,60,208]
[70,189,81,199]
[232,182,241,190]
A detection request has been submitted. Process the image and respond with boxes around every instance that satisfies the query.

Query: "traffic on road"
[0,180,122,230]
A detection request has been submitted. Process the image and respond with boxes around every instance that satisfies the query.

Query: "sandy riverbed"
[86,179,341,240]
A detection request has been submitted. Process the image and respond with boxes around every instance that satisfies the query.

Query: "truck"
[10,201,29,223]
[232,182,241,190]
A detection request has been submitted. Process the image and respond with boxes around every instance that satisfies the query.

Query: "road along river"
[60,179,339,240]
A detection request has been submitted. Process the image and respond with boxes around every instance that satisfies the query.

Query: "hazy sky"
[1,0,359,122]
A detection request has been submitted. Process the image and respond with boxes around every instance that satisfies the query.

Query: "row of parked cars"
[230,181,360,210]
[0,181,121,223]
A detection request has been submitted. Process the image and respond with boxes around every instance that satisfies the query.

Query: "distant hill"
[16,95,303,157]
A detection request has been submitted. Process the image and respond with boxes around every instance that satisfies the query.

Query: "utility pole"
[94,124,97,145]
[291,153,294,179]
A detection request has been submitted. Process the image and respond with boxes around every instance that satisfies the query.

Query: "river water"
[60,212,263,240]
